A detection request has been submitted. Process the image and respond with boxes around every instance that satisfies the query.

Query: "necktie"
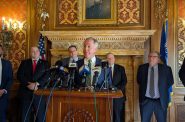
[108,67,113,86]
[149,67,155,97]
[86,59,92,86]
[33,60,37,73]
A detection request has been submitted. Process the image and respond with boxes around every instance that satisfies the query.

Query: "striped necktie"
[86,59,92,86]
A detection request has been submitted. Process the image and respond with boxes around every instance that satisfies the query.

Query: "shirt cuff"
[3,89,7,94]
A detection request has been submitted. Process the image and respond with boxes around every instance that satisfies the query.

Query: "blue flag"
[38,34,46,60]
[160,19,173,107]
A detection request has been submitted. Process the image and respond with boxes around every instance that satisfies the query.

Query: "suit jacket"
[75,57,102,88]
[97,64,127,101]
[0,59,13,97]
[179,59,185,86]
[137,63,174,109]
[55,57,82,68]
[17,59,49,95]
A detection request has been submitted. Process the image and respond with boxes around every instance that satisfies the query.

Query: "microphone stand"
[100,67,109,90]
[68,69,75,90]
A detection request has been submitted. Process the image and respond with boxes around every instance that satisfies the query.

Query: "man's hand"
[0,89,5,97]
[27,82,38,91]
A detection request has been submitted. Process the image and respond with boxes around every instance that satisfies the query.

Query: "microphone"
[79,65,90,76]
[43,65,59,72]
[92,66,101,87]
[101,60,108,68]
[68,62,77,69]
[92,66,101,73]
[58,66,69,73]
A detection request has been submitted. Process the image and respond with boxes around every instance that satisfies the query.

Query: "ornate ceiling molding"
[40,30,155,56]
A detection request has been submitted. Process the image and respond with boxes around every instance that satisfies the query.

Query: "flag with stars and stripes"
[38,34,46,60]
[160,19,173,107]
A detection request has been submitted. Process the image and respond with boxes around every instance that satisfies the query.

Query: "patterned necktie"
[33,60,37,73]
[149,67,155,97]
[86,59,92,86]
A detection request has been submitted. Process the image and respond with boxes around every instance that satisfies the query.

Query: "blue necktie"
[108,67,113,86]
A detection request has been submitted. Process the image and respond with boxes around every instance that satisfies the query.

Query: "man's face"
[69,47,78,58]
[107,53,115,65]
[31,47,40,59]
[83,39,97,59]
[148,52,159,66]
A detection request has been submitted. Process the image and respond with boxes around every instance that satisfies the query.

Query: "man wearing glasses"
[137,51,174,122]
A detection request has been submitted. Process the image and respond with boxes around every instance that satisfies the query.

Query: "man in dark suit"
[17,46,49,122]
[0,45,13,122]
[137,51,174,122]
[97,53,127,122]
[179,58,185,100]
[76,37,101,88]
[179,58,185,85]
[55,45,81,67]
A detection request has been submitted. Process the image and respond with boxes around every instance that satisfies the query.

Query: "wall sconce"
[0,17,13,49]
[0,17,23,58]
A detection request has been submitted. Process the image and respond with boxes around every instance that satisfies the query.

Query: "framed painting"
[78,0,117,25]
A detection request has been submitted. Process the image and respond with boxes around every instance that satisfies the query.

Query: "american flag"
[38,34,46,60]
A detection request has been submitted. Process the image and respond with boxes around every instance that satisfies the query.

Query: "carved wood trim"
[40,30,155,56]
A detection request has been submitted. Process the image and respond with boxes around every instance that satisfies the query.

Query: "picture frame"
[78,0,117,25]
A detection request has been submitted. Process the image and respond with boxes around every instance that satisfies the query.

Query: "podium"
[35,89,123,122]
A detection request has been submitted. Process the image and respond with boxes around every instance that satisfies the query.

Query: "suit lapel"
[144,64,149,84]
[158,64,162,86]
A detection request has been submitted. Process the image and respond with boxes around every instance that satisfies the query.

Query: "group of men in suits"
[3,36,183,122]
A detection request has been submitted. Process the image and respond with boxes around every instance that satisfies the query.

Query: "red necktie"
[33,60,37,73]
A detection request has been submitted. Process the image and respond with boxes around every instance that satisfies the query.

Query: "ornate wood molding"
[40,30,155,56]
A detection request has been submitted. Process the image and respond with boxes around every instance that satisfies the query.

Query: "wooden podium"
[35,89,123,122]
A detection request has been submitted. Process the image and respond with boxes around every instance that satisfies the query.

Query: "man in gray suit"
[56,45,81,67]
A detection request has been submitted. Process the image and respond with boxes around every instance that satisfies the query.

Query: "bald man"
[17,46,49,122]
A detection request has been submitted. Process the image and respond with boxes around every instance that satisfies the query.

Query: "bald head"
[31,46,40,60]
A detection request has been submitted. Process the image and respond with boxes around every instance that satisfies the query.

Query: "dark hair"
[68,45,77,51]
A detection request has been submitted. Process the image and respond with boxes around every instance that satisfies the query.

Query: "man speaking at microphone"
[76,37,101,88]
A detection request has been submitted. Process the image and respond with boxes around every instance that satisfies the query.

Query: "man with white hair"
[76,37,101,88]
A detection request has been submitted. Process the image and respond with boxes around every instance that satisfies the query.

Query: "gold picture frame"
[78,0,117,25]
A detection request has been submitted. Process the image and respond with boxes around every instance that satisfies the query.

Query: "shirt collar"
[84,56,96,65]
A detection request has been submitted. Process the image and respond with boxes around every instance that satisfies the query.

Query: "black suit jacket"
[179,59,185,86]
[17,59,49,94]
[0,59,13,97]
[137,63,174,109]
[55,57,82,68]
[97,64,127,101]
[75,57,102,88]
[112,64,127,101]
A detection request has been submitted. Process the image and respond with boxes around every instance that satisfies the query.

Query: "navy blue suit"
[17,59,49,122]
[75,57,101,88]
[137,63,174,122]
[97,64,127,122]
[0,59,13,122]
